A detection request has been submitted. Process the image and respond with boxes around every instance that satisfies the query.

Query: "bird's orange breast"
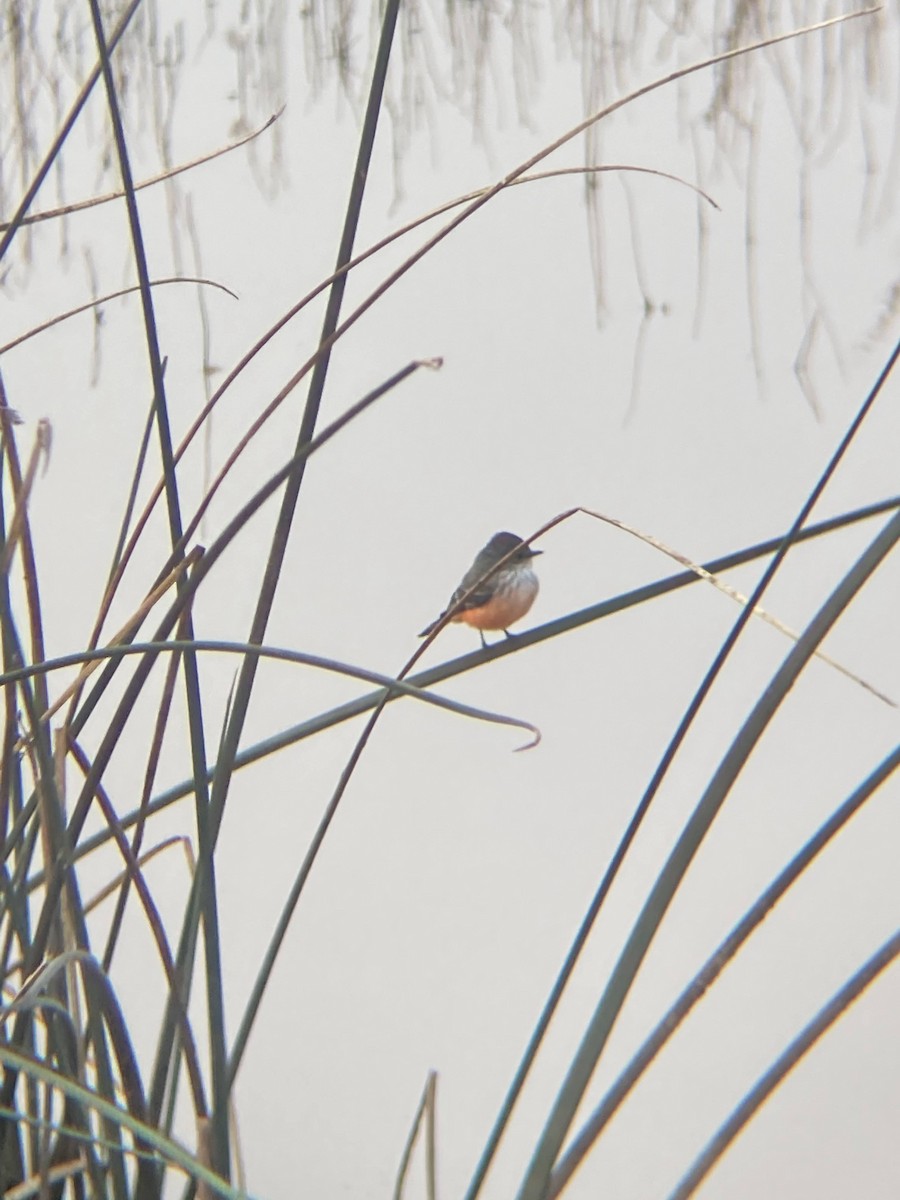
[454,583,537,631]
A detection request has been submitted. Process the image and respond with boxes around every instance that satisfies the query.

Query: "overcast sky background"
[1,3,899,1198]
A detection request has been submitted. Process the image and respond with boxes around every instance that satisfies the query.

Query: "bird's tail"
[418,613,444,638]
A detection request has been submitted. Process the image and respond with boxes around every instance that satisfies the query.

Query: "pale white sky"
[2,5,898,1199]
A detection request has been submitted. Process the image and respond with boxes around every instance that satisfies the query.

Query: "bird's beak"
[527,547,543,556]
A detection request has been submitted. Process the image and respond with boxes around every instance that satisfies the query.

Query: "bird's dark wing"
[451,586,493,613]
[419,581,496,637]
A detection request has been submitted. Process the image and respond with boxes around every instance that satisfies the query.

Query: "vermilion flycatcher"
[419,531,542,648]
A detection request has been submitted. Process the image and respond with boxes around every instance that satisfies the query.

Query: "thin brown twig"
[0,421,51,577]
[34,547,202,730]
[582,507,896,706]
[0,278,238,357]
[83,837,187,914]
[0,110,285,233]
[86,159,716,656]
[66,739,208,1119]
[98,8,874,651]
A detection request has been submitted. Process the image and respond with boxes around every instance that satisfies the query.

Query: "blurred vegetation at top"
[0,2,894,307]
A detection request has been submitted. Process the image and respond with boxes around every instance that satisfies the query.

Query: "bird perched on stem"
[419,531,542,648]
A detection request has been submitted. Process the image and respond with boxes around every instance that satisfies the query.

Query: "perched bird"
[419,531,542,648]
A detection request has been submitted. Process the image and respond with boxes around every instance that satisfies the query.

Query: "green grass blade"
[0,1046,250,1200]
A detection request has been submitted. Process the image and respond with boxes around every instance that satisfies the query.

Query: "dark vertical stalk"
[207,0,402,829]
[85,0,223,1180]
[149,0,404,1137]
[0,0,146,265]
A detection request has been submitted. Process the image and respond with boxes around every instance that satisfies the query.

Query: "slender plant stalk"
[515,504,900,1200]
[123,8,868,600]
[0,1044,246,1200]
[0,0,146,263]
[0,399,119,1196]
[0,278,235,356]
[467,329,900,1200]
[546,742,900,1196]
[667,929,900,1200]
[393,1071,435,1200]
[92,158,714,658]
[86,0,224,1178]
[18,492,896,879]
[130,362,426,1126]
[99,640,185,974]
[75,12,872,690]
[203,0,403,871]
[0,109,282,233]
[65,739,207,1118]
